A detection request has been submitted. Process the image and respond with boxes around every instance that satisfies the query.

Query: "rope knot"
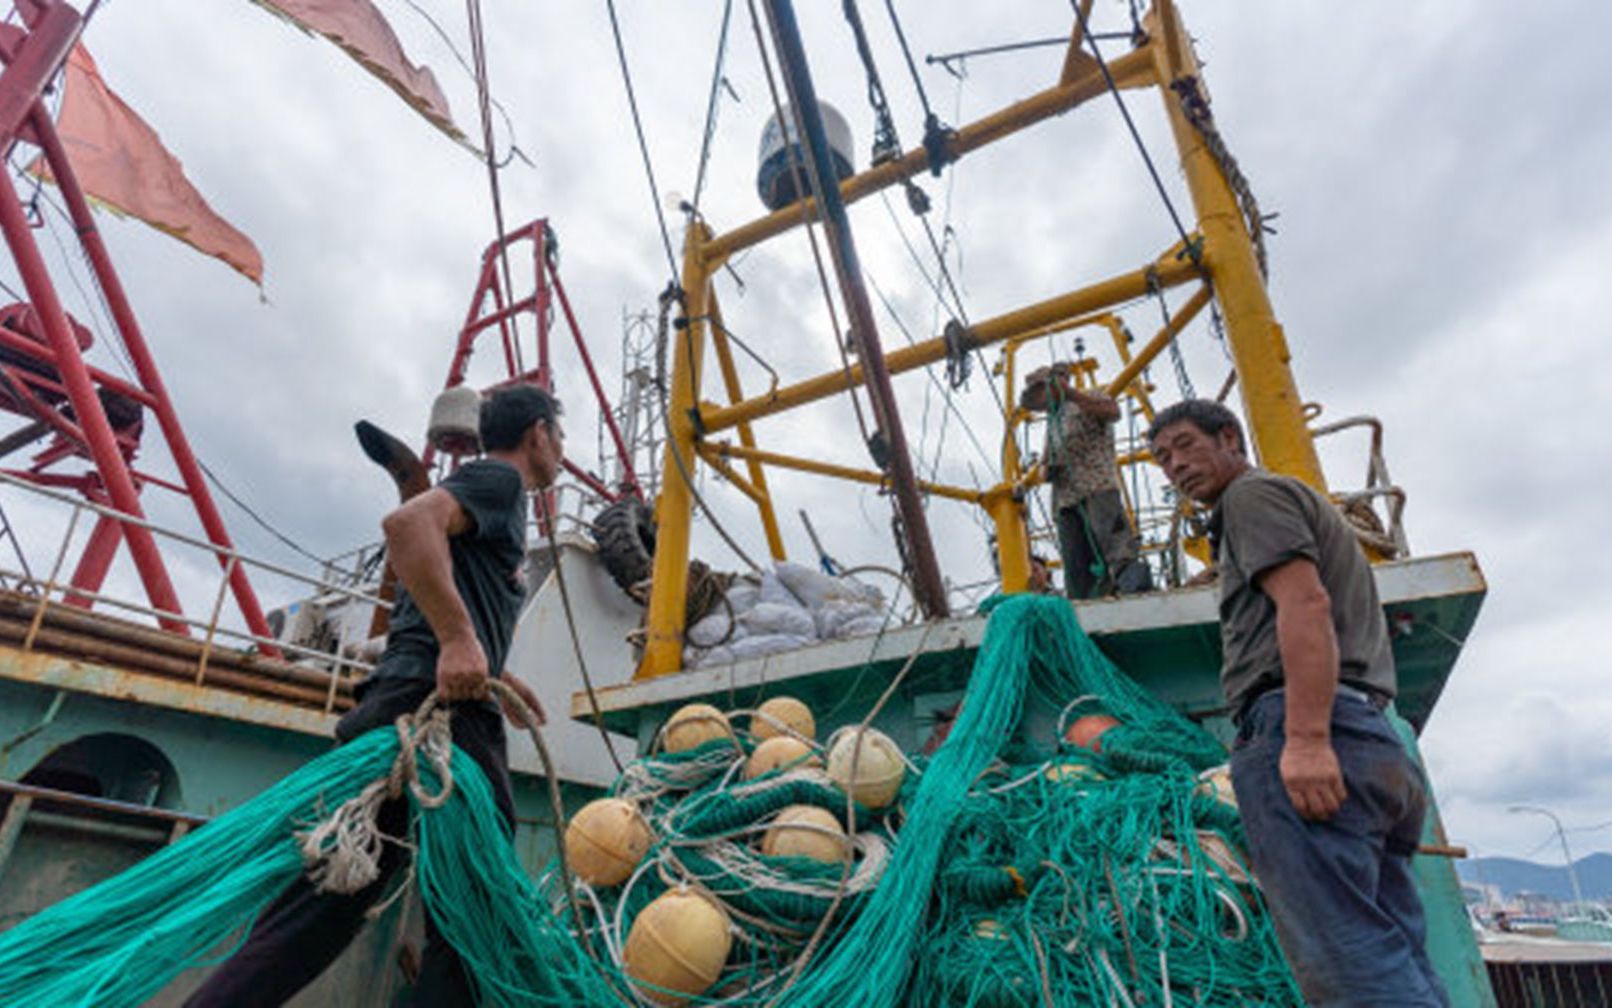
[297,699,455,895]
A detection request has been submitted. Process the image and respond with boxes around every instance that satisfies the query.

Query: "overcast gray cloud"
[1,1,1607,861]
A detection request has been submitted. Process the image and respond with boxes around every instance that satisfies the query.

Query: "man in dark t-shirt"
[188,384,562,1008]
[1148,400,1447,1007]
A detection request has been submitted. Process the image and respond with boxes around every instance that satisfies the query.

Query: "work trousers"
[1231,690,1448,1007]
[1055,488,1150,599]
[185,677,516,1008]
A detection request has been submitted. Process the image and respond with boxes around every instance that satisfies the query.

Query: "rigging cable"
[921,67,967,482]
[1147,274,1195,400]
[464,0,524,373]
[840,0,901,165]
[744,0,875,453]
[1072,1,1196,258]
[880,0,953,176]
[197,458,332,569]
[604,0,681,283]
[19,176,137,384]
[925,33,1134,77]
[863,270,991,477]
[842,0,983,400]
[397,0,531,168]
[605,1,763,575]
[690,0,737,211]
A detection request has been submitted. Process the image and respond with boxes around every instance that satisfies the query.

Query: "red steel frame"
[426,218,642,505]
[0,0,276,650]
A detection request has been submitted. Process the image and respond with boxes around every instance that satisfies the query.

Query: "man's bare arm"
[1066,386,1121,421]
[1256,557,1347,821]
[381,489,486,700]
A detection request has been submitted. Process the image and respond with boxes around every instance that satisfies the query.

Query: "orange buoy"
[826,728,905,808]
[663,703,731,753]
[1063,713,1120,752]
[760,804,848,864]
[752,696,815,741]
[624,889,732,1005]
[564,798,653,887]
[744,736,822,779]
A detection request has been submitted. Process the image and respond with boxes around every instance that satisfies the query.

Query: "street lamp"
[1509,804,1587,909]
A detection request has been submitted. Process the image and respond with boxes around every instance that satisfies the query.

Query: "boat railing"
[0,470,389,710]
[1308,413,1410,557]
[0,778,209,853]
[540,482,605,540]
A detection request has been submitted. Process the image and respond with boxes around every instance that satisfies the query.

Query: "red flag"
[34,46,264,285]
[250,0,462,142]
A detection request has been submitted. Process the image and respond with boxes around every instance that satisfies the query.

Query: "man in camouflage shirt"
[1027,365,1151,598]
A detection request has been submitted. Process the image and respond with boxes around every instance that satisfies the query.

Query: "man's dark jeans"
[185,677,516,1008]
[1231,690,1448,1007]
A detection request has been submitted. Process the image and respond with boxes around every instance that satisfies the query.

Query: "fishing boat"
[0,1,1509,1004]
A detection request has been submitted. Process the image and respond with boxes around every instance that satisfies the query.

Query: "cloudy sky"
[2,1,1607,864]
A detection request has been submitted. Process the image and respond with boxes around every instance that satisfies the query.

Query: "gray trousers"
[1054,488,1150,598]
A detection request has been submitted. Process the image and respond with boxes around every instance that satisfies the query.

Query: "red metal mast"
[428,218,642,504]
[0,1,277,649]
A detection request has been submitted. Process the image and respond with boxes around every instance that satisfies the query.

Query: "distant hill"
[1456,853,1612,902]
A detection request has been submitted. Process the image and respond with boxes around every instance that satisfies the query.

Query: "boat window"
[19,732,181,809]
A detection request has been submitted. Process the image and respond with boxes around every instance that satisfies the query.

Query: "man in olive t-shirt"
[1149,399,1446,1007]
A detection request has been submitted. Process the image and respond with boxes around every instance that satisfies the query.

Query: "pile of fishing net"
[0,595,1302,1006]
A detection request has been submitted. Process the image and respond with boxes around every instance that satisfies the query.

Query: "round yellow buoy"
[752,696,815,741]
[663,703,731,753]
[564,798,652,887]
[744,736,822,779]
[826,728,905,809]
[760,804,848,864]
[1044,760,1105,783]
[1195,764,1238,810]
[623,888,732,1006]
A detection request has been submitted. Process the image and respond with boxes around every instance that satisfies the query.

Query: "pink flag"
[250,0,462,141]
[35,45,264,285]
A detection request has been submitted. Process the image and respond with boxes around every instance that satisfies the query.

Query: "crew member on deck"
[1148,399,1447,1007]
[1023,364,1151,599]
[187,385,563,1008]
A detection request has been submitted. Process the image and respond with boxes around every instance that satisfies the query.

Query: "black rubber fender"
[591,496,657,593]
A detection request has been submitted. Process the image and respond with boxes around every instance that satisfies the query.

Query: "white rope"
[296,702,453,895]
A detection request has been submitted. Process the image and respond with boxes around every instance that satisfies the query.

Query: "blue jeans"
[1231,690,1448,1007]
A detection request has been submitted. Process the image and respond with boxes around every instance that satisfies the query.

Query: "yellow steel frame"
[637,0,1327,678]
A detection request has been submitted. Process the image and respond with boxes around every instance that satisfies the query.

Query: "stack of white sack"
[683,561,890,669]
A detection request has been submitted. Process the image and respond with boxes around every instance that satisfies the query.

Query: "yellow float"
[563,798,653,887]
[826,727,905,808]
[663,703,731,753]
[623,888,732,1006]
[743,736,822,779]
[760,804,848,864]
[752,695,815,741]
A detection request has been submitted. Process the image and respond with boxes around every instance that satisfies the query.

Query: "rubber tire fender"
[591,497,657,593]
